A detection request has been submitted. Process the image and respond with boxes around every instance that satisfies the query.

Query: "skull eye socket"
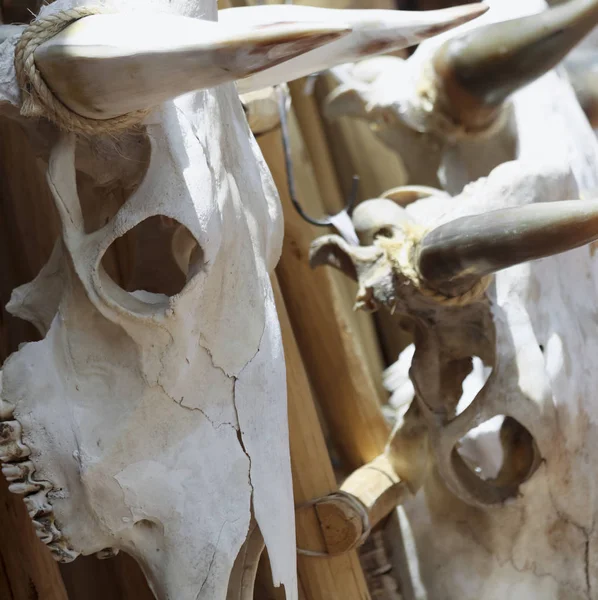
[100,216,203,300]
[454,415,540,502]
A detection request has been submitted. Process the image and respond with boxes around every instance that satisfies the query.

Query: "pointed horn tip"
[428,2,489,28]
[408,3,488,48]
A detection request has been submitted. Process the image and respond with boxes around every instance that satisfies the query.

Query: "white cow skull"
[323,0,598,195]
[0,1,485,598]
[311,159,598,597]
[311,1,598,596]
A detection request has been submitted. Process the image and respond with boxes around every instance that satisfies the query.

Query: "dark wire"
[277,86,359,227]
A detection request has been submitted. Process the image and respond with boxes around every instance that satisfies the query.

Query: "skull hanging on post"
[311,157,598,597]
[0,0,487,598]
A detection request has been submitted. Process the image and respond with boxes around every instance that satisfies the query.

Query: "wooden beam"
[341,454,408,531]
[315,74,413,366]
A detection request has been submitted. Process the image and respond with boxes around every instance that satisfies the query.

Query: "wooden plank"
[272,276,371,600]
[341,454,408,530]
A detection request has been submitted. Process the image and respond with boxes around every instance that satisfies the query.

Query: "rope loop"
[14,6,151,135]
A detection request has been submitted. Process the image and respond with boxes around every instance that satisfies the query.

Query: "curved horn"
[432,0,598,130]
[33,14,351,120]
[229,3,488,94]
[417,200,598,290]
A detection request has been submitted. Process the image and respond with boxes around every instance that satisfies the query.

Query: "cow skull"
[324,0,598,194]
[0,1,485,598]
[311,156,598,596]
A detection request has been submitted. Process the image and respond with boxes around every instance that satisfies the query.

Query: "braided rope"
[14,7,151,135]
[378,230,491,308]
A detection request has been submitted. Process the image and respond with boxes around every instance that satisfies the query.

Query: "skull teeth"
[48,541,79,563]
[3,460,49,496]
[2,459,36,481]
[0,420,31,461]
[33,516,62,544]
[24,489,53,518]
[0,409,80,562]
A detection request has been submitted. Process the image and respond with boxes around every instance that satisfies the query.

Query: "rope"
[14,7,151,135]
[296,491,371,557]
[377,228,491,308]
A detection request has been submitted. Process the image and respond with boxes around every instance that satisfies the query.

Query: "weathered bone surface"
[227,3,488,95]
[313,1,598,596]
[33,15,352,120]
[0,1,302,598]
[324,0,598,194]
[0,0,486,598]
[312,156,598,596]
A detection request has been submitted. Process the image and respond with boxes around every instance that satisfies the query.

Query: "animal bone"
[32,14,352,120]
[312,0,598,585]
[311,153,598,594]
[0,0,485,598]
[324,0,598,194]
[226,3,488,95]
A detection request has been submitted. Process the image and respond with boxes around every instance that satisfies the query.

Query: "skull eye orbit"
[100,216,202,299]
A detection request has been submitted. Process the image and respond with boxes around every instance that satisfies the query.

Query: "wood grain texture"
[288,79,387,403]
[314,75,413,366]
[259,119,390,472]
[273,276,371,600]
[0,118,68,600]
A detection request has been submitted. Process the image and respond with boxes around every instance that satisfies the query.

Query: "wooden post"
[273,276,371,600]
[315,74,413,365]
[258,117,390,471]
[0,120,69,600]
[288,80,387,402]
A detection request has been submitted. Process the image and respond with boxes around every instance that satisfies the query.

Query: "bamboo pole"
[272,276,371,600]
[341,454,408,531]
[258,116,390,471]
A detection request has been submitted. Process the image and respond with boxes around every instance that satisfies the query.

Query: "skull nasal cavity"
[101,216,202,297]
[455,356,492,417]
